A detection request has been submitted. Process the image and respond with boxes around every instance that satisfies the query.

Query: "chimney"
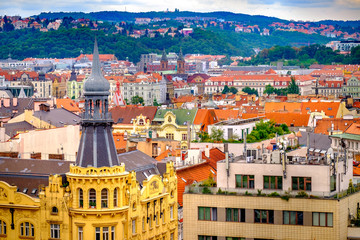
[205,145,210,158]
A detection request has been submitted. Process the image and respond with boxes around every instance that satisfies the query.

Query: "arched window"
[20,222,34,237]
[101,189,108,208]
[113,188,118,207]
[0,220,6,236]
[51,207,58,214]
[79,189,83,208]
[138,119,144,126]
[89,189,96,208]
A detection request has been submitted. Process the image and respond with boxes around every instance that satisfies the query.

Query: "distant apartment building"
[121,73,167,105]
[204,74,314,96]
[343,76,360,98]
[183,140,359,239]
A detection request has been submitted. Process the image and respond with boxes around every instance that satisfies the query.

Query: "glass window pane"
[270,176,275,189]
[298,212,303,225]
[226,208,231,221]
[264,176,269,189]
[212,208,217,221]
[261,210,267,223]
[299,178,304,190]
[205,208,211,220]
[278,176,283,190]
[292,177,298,190]
[327,213,333,227]
[269,210,274,224]
[284,211,289,224]
[313,212,319,226]
[243,176,247,188]
[240,209,245,222]
[236,175,241,187]
[233,209,238,222]
[290,211,296,225]
[320,213,326,226]
[306,178,311,191]
[199,207,204,220]
[255,210,260,223]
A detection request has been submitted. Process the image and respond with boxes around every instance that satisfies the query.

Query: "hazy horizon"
[1,0,360,22]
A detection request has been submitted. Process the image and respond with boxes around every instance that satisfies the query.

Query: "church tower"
[76,38,119,168]
[177,48,185,74]
[160,49,168,71]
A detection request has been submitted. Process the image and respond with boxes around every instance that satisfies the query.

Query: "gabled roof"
[110,105,158,124]
[153,109,197,126]
[194,109,218,131]
[314,118,358,135]
[118,150,160,184]
[213,109,241,121]
[33,108,81,127]
[265,112,310,127]
[344,123,360,135]
[176,162,216,206]
[56,99,80,113]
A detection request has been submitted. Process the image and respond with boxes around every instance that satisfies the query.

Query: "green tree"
[131,95,144,105]
[242,87,258,96]
[222,85,230,94]
[210,127,224,142]
[264,84,275,95]
[287,77,300,94]
[153,98,160,106]
[229,87,238,94]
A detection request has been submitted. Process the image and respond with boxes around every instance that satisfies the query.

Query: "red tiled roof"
[176,162,216,206]
[56,99,80,113]
[344,123,360,135]
[265,112,310,127]
[213,109,241,121]
[314,118,358,135]
[194,109,218,131]
[110,105,158,124]
[173,95,196,103]
[113,132,127,149]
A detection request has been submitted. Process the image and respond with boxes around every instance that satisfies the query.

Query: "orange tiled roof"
[176,162,216,206]
[344,123,360,135]
[173,95,196,103]
[265,112,310,127]
[56,99,80,113]
[264,102,302,113]
[194,109,218,131]
[314,118,358,135]
[113,132,127,149]
[353,166,360,176]
[202,148,225,169]
[213,109,241,121]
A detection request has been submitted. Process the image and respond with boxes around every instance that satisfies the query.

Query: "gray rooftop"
[33,108,81,127]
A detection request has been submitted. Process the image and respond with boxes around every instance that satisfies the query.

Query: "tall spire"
[76,38,120,168]
[83,37,110,96]
[178,47,184,61]
[161,49,168,61]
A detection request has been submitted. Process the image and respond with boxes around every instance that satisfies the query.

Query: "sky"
[1,0,360,21]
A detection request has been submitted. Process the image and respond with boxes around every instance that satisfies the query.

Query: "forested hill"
[35,11,360,29]
[0,27,331,62]
[36,11,284,28]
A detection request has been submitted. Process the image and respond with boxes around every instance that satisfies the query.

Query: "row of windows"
[0,221,60,239]
[235,175,312,191]
[78,188,119,209]
[198,207,333,227]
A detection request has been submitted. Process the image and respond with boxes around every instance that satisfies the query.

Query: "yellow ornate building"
[0,39,178,240]
[152,109,198,149]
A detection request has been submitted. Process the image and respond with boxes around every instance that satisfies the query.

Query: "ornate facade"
[0,39,178,240]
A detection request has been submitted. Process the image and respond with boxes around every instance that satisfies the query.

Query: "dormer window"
[139,119,144,126]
